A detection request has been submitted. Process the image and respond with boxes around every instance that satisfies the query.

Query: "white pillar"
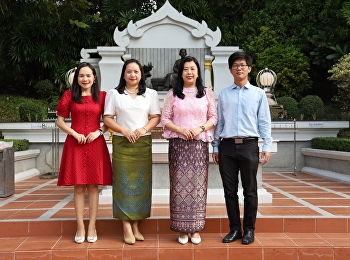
[210,46,241,96]
[97,46,126,92]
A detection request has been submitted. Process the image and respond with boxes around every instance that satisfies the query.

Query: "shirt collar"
[232,81,252,89]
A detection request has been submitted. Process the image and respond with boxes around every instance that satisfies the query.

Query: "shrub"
[46,96,60,120]
[18,102,44,121]
[318,106,342,120]
[328,54,350,112]
[337,128,350,138]
[1,139,29,151]
[33,79,55,100]
[311,137,350,152]
[276,96,298,120]
[299,95,324,120]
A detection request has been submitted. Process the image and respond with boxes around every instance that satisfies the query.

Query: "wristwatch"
[200,125,205,132]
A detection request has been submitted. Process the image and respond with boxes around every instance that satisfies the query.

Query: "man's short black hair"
[228,51,253,68]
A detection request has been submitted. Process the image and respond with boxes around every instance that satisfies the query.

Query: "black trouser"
[218,138,259,232]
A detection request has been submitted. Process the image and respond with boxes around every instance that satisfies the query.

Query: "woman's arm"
[56,116,86,144]
[103,115,128,136]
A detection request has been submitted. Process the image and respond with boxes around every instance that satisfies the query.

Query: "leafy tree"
[299,95,324,120]
[255,44,312,99]
[0,0,157,95]
[0,0,97,95]
[239,0,350,103]
[243,26,278,69]
[309,31,350,70]
[328,53,350,112]
[240,0,349,53]
[244,26,311,99]
[276,96,299,120]
[91,0,156,46]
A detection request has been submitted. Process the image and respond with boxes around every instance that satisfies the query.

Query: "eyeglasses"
[231,64,249,70]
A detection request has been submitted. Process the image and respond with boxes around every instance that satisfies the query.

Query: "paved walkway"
[1,171,350,221]
[1,171,350,260]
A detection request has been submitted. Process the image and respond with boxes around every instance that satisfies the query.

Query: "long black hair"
[116,59,146,95]
[71,62,100,103]
[173,56,205,99]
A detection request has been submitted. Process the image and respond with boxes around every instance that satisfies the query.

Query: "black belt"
[222,137,258,144]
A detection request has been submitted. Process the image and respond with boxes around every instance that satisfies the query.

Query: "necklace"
[125,86,138,94]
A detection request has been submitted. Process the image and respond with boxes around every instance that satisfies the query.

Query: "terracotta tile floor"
[1,171,350,260]
[1,171,350,221]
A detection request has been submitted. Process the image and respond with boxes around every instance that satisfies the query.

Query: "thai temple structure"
[80,0,240,97]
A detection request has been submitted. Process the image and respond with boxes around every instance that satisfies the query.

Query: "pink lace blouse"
[161,87,218,142]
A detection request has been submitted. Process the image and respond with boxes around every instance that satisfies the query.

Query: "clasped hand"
[74,131,100,144]
[180,127,201,140]
[124,128,147,143]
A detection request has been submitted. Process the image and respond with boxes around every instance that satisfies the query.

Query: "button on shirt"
[212,82,272,153]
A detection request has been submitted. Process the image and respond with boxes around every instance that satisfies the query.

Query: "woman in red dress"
[56,62,112,244]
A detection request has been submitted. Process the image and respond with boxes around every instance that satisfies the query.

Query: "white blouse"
[104,88,161,136]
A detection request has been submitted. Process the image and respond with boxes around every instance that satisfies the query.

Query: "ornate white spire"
[114,0,221,48]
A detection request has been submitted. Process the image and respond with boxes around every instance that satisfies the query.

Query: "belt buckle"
[234,138,244,144]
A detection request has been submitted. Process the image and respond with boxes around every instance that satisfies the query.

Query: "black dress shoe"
[222,230,242,243]
[242,230,254,244]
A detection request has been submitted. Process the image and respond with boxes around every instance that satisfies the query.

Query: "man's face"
[180,49,187,58]
[229,58,251,81]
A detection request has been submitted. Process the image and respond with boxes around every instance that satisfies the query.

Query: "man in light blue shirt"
[212,51,272,245]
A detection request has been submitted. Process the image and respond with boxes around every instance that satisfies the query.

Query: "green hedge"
[311,137,350,152]
[1,139,29,152]
[18,102,44,121]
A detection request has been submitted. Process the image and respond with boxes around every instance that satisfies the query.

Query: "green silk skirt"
[112,135,152,220]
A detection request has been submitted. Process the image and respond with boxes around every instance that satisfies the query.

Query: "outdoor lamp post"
[256,68,277,105]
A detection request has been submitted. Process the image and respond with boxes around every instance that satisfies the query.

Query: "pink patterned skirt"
[168,138,209,233]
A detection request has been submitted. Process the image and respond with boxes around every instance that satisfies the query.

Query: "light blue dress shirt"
[212,82,272,152]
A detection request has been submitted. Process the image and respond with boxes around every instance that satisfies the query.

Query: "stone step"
[0,218,349,260]
[1,217,350,237]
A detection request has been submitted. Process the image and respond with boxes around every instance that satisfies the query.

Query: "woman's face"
[182,61,198,87]
[124,62,141,88]
[77,66,95,92]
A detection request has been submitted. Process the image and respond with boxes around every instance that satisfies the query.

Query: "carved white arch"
[114,0,221,48]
